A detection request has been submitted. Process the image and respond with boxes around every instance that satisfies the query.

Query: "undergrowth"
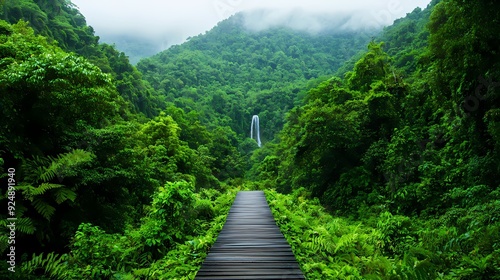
[1,182,239,280]
[265,188,500,279]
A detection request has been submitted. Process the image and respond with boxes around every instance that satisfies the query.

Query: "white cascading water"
[250,115,261,147]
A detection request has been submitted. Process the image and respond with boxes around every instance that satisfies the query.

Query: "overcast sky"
[71,0,431,51]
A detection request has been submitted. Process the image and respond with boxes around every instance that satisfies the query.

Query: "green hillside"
[137,13,374,141]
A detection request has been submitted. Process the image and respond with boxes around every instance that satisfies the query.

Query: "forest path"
[195,191,304,279]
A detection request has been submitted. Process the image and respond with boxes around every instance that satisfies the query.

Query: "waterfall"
[250,115,261,147]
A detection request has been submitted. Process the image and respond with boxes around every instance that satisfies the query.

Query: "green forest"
[0,0,499,279]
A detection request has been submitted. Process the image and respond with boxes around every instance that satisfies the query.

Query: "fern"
[132,267,152,278]
[15,217,35,234]
[54,187,77,204]
[11,150,93,231]
[335,233,359,254]
[21,252,69,280]
[303,229,336,255]
[391,253,437,280]
[32,197,56,221]
[23,156,51,184]
[23,149,94,184]
[18,183,64,199]
[0,217,35,254]
[30,183,65,197]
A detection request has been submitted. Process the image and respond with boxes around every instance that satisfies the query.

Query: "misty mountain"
[102,7,383,64]
[72,0,431,63]
[104,8,376,64]
[137,13,376,140]
[98,34,161,65]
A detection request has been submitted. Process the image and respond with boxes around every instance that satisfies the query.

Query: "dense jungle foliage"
[253,0,500,278]
[0,0,499,278]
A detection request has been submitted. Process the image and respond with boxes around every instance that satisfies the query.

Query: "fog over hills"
[72,0,432,63]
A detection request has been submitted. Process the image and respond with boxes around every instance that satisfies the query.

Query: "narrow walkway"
[195,191,304,279]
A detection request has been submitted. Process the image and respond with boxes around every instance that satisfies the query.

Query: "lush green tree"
[0,19,128,254]
[0,20,122,159]
[1,0,165,117]
[345,42,391,93]
[274,43,404,208]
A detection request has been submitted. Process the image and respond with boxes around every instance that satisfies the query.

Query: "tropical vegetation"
[1,0,499,278]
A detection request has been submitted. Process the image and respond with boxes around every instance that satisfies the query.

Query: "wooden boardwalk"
[195,191,305,279]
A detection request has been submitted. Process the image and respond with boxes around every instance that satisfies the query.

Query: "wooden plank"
[195,191,305,279]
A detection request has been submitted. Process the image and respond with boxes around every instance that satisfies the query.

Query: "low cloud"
[241,9,377,34]
[71,0,431,52]
[240,0,431,33]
